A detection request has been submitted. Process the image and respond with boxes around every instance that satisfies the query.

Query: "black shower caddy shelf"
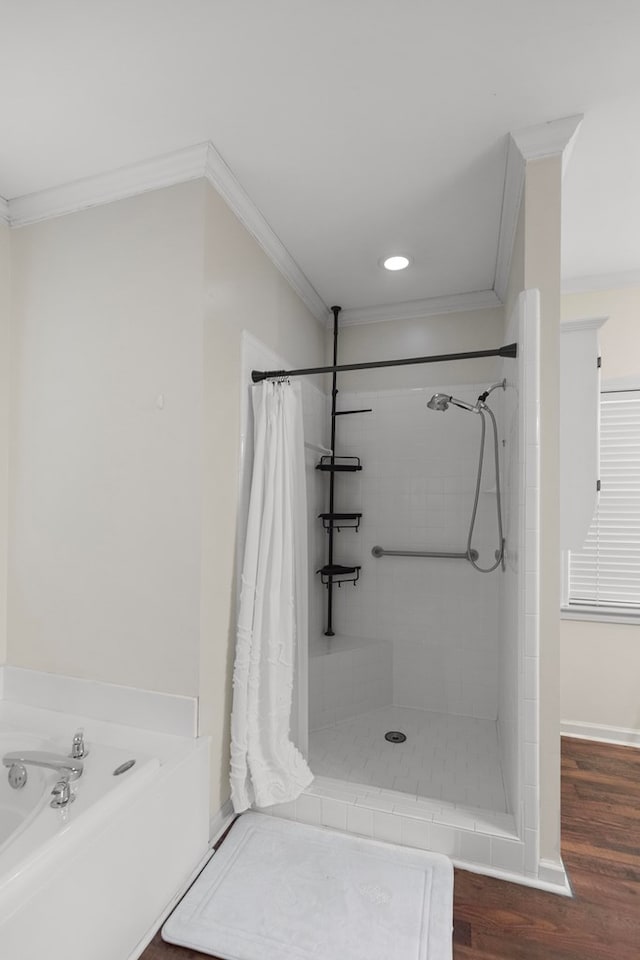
[314,307,371,636]
[317,563,362,587]
[315,455,362,472]
[318,512,363,532]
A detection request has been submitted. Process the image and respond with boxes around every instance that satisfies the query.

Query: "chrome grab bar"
[371,545,478,561]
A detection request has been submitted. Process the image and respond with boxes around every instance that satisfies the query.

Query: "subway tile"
[525,573,538,615]
[433,807,477,830]
[524,614,538,656]
[524,786,539,830]
[401,816,431,849]
[524,699,538,743]
[491,837,525,873]
[472,810,519,838]
[268,800,297,821]
[524,829,538,875]
[525,534,539,572]
[357,795,396,812]
[525,445,539,487]
[392,801,438,821]
[526,403,540,444]
[321,798,348,831]
[373,811,403,843]
[524,742,538,786]
[347,804,374,837]
[392,776,419,796]
[429,823,460,857]
[312,783,360,803]
[460,830,491,865]
[295,793,322,824]
[525,492,539,531]
[524,657,538,700]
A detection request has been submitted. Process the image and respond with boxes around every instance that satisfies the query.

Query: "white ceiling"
[2,1,640,311]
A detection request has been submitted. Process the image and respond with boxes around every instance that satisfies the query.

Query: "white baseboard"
[537,858,573,896]
[455,856,572,897]
[210,798,236,844]
[562,720,640,748]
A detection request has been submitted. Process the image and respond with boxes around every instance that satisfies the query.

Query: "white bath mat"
[162,811,453,960]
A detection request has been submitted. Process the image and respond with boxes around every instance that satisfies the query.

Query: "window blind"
[568,389,640,609]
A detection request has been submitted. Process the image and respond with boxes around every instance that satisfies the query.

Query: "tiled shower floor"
[309,705,507,813]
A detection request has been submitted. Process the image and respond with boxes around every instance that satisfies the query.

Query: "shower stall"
[244,290,549,887]
[308,376,509,813]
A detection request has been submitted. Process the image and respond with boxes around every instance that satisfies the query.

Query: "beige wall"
[562,285,640,381]
[5,179,324,817]
[199,182,324,812]
[331,307,505,393]
[560,285,640,732]
[561,621,640,731]
[8,183,205,694]
[0,222,10,665]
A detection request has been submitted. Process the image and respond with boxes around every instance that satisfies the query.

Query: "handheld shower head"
[427,393,450,411]
[449,397,480,413]
[427,393,479,414]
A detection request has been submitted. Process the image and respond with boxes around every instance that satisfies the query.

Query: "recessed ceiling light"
[382,255,411,271]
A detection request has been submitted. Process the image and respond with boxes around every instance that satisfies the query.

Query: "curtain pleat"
[230,380,313,812]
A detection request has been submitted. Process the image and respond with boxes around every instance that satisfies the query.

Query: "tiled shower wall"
[309,637,392,731]
[325,383,504,721]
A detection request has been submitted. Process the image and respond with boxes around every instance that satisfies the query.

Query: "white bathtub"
[0,732,53,852]
[0,704,210,960]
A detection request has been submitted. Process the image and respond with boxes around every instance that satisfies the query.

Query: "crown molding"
[338,289,501,326]
[494,114,584,303]
[560,316,608,333]
[510,114,583,169]
[7,143,210,227]
[0,196,9,225]
[562,269,640,294]
[203,143,327,322]
[4,140,328,323]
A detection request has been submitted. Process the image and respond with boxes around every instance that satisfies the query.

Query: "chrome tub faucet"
[2,751,84,781]
[2,750,84,807]
[50,778,74,808]
[70,728,87,759]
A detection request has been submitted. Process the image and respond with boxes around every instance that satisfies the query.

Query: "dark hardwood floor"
[454,737,640,959]
[142,738,640,959]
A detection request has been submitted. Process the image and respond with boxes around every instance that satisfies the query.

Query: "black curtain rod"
[251,343,518,383]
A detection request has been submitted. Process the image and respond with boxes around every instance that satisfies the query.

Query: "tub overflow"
[113,759,136,776]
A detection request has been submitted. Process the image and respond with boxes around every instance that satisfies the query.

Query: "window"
[565,388,640,619]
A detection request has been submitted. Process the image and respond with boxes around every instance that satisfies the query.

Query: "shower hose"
[467,403,504,573]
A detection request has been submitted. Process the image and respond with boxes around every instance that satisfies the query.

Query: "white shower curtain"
[230,379,313,812]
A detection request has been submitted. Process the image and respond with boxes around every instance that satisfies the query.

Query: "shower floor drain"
[385,731,407,744]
